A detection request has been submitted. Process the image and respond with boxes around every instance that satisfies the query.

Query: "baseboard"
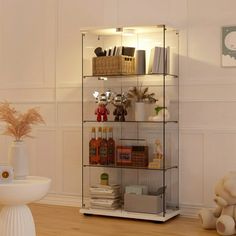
[37,194,202,218]
[37,193,82,207]
[179,204,202,218]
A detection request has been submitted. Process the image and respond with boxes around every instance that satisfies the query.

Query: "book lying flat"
[90,184,120,189]
[90,198,120,210]
[90,184,120,192]
[90,184,121,198]
[90,205,120,210]
[90,198,120,206]
[90,195,120,199]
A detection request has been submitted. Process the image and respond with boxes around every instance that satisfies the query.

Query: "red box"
[116,146,148,167]
[116,146,132,166]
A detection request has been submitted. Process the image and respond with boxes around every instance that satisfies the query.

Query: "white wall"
[179,0,236,215]
[0,0,236,216]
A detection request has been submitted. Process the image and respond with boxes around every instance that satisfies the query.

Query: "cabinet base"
[80,208,180,222]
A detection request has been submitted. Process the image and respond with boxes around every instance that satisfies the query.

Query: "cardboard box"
[125,185,148,195]
[124,193,163,214]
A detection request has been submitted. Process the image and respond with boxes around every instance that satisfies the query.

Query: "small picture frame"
[116,146,132,166]
[222,26,236,67]
[0,165,14,183]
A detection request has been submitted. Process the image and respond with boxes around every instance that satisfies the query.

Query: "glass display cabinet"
[80,25,180,221]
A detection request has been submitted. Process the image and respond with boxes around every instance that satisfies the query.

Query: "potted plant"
[148,96,170,121]
[127,85,157,121]
[0,102,45,179]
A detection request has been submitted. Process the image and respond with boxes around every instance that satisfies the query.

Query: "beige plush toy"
[199,172,236,235]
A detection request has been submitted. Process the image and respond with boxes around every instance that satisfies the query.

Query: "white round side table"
[0,176,51,236]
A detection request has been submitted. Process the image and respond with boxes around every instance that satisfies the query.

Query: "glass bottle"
[99,127,108,165]
[107,127,115,165]
[89,127,98,164]
[96,127,102,164]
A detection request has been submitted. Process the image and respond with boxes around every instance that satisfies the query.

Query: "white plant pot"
[8,141,29,179]
[135,102,146,121]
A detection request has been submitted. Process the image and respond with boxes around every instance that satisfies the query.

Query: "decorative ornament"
[127,85,157,121]
[93,90,111,122]
[148,139,163,169]
[100,173,109,185]
[0,101,45,179]
[111,93,130,122]
[0,165,14,183]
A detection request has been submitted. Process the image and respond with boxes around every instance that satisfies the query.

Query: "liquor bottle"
[96,127,102,164]
[99,127,108,165]
[107,127,115,165]
[89,127,98,164]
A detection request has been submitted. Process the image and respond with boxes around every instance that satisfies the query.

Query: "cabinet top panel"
[81,25,177,36]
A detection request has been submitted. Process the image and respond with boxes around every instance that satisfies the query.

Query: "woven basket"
[92,56,135,76]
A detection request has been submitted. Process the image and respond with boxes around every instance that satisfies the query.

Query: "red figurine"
[94,92,110,122]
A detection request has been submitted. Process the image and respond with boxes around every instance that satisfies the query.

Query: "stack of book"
[90,184,121,210]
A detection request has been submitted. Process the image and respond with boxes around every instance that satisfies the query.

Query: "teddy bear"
[199,171,236,235]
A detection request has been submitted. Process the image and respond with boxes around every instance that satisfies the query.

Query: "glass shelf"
[83,120,178,124]
[83,164,178,171]
[83,73,178,79]
[81,25,177,35]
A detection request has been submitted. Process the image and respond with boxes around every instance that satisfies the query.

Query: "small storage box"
[92,56,135,76]
[124,193,163,214]
[125,185,148,195]
[131,146,148,167]
[116,146,148,167]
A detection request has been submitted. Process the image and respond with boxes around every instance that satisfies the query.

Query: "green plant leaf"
[155,106,165,114]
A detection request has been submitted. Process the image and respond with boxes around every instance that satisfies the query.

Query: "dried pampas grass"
[0,102,45,141]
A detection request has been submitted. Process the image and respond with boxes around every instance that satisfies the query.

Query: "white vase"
[8,141,29,179]
[135,102,146,121]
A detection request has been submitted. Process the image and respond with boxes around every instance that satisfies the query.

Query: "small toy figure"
[94,47,106,57]
[148,139,163,169]
[155,139,163,159]
[93,91,111,122]
[111,93,130,122]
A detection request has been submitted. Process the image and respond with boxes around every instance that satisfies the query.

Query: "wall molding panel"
[0,0,57,89]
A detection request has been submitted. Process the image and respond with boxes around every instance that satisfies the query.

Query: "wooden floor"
[27,204,218,236]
